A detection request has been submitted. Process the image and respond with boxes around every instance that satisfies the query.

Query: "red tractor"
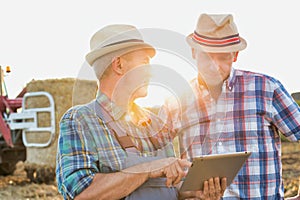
[0,66,26,174]
[0,66,55,175]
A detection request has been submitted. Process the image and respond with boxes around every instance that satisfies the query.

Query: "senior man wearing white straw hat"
[56,24,226,200]
[161,13,300,199]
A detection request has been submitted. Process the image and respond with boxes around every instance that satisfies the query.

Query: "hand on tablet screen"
[179,177,227,200]
[161,158,192,187]
[141,157,191,187]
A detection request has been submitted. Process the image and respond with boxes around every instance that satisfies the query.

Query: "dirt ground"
[281,141,300,197]
[0,141,299,200]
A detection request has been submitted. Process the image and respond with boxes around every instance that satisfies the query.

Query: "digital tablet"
[180,151,252,192]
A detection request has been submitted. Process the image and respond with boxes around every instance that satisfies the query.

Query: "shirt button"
[125,115,131,122]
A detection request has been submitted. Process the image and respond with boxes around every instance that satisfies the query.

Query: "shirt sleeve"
[271,80,300,141]
[56,107,99,199]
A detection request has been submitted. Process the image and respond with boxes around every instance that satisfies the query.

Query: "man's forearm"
[75,171,148,200]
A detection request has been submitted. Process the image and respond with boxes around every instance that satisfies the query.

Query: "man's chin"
[136,93,148,99]
[131,91,148,101]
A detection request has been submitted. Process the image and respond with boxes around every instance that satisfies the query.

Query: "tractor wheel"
[0,162,16,175]
[0,145,26,175]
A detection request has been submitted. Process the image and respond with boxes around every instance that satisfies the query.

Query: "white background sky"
[1,0,300,106]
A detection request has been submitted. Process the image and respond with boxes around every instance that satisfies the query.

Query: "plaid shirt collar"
[227,67,237,91]
[196,67,237,92]
[96,91,126,120]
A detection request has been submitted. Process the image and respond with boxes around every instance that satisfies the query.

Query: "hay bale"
[24,78,98,167]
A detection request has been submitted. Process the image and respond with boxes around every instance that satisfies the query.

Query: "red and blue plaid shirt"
[162,68,300,199]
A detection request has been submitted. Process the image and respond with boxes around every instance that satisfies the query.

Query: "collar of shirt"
[227,67,236,91]
[96,91,126,120]
[195,67,236,93]
[95,91,149,125]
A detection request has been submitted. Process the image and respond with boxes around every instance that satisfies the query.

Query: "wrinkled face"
[194,49,236,86]
[119,50,152,99]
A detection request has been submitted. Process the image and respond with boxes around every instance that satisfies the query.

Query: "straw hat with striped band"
[186,14,247,52]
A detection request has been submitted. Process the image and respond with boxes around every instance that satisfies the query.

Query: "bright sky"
[1,0,300,107]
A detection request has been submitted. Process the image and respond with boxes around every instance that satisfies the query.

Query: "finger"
[202,180,209,198]
[170,162,178,179]
[214,177,221,192]
[173,161,185,185]
[166,177,173,188]
[221,177,227,194]
[165,158,178,185]
[166,163,177,185]
[208,177,216,198]
[164,167,175,187]
[214,177,222,199]
[165,173,173,187]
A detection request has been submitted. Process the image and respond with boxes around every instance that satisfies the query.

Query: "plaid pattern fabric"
[56,93,174,199]
[162,68,300,199]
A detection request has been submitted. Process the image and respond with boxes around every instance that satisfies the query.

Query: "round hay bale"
[24,78,98,167]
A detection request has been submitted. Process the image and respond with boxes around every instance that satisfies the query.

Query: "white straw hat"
[86,24,155,66]
[186,14,247,52]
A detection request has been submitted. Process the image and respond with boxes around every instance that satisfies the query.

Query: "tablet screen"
[180,151,251,192]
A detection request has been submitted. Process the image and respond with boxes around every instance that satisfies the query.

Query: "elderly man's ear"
[233,52,239,62]
[111,57,125,75]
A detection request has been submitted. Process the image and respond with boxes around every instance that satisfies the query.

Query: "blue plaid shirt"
[162,68,300,199]
[56,93,174,199]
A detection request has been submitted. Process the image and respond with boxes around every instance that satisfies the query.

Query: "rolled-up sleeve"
[56,107,99,199]
[272,80,300,141]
